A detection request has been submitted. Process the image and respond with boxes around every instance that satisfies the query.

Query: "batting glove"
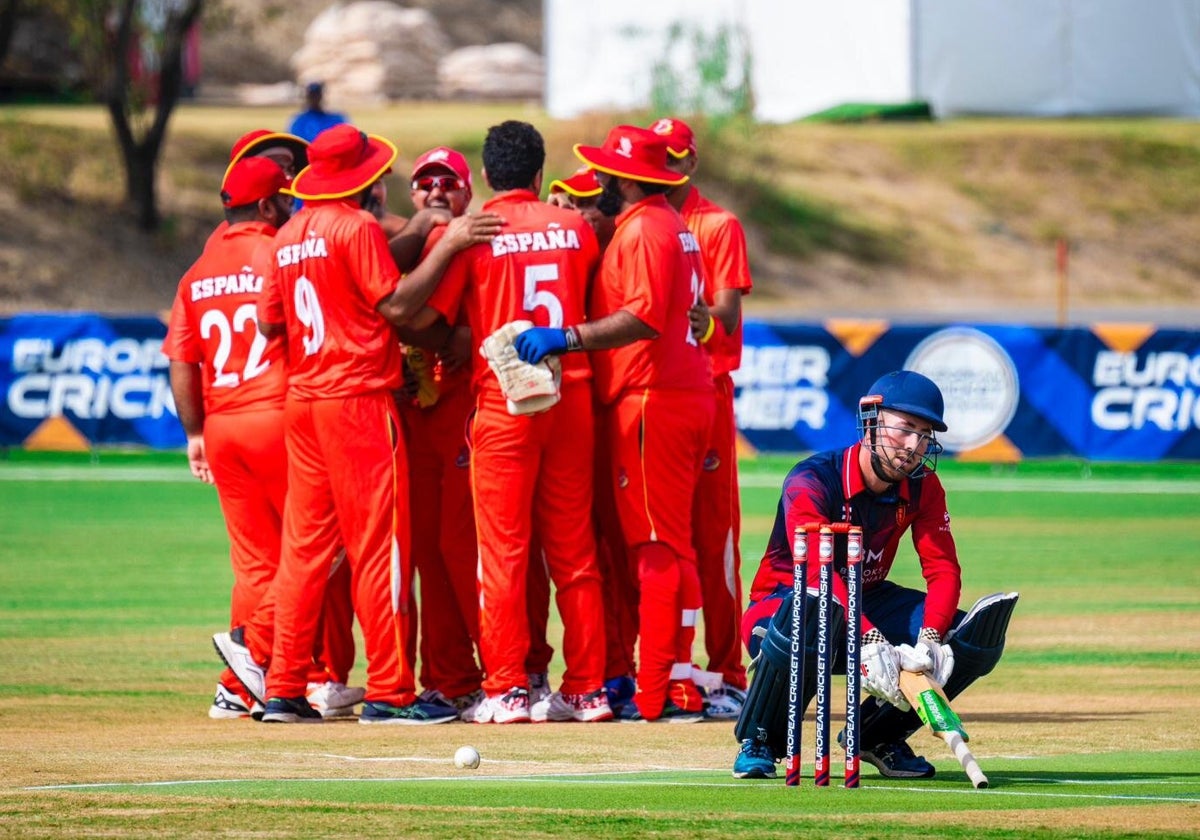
[513,326,581,364]
[860,629,910,711]
[916,627,955,687]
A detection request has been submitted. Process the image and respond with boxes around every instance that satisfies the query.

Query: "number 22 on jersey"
[200,303,271,388]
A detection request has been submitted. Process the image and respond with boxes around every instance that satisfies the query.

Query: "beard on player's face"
[596,175,624,217]
[360,185,384,218]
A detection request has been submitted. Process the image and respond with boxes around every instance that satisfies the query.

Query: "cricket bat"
[898,670,989,789]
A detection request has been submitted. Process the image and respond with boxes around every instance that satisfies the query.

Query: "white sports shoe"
[538,690,614,723]
[473,687,531,724]
[704,683,748,720]
[212,629,265,704]
[208,683,251,720]
[306,681,365,719]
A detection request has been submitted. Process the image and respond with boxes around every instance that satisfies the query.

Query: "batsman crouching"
[732,371,1019,780]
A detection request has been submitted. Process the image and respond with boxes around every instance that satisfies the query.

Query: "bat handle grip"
[942,731,989,789]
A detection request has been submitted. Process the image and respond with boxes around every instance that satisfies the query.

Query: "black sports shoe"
[358,699,458,725]
[861,740,936,778]
[260,695,324,723]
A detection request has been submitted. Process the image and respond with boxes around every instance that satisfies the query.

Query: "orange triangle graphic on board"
[953,434,1022,463]
[24,416,91,452]
[824,319,890,357]
[735,431,757,459]
[1092,323,1155,353]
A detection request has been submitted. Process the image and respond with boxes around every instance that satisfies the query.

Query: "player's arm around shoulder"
[376,211,503,329]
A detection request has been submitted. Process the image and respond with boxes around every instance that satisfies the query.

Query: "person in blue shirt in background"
[287,82,348,144]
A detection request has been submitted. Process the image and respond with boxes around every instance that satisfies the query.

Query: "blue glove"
[513,327,570,364]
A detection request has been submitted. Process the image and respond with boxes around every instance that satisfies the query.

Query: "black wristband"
[564,325,584,352]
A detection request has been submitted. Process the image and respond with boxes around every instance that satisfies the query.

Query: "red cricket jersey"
[163,221,287,415]
[427,190,600,394]
[679,187,753,377]
[588,194,713,404]
[259,201,403,399]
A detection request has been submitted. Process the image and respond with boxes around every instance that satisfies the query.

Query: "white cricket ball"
[454,745,481,770]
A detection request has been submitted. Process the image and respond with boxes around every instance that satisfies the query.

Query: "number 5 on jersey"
[523,264,564,327]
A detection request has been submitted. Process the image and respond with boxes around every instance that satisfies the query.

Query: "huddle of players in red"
[165,116,753,725]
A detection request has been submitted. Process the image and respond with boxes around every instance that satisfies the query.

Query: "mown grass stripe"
[4,465,1200,494]
[25,775,1199,805]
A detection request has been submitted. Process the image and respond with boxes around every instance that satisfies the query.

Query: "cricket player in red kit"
[397,146,486,717]
[514,125,715,722]
[212,124,501,724]
[420,121,610,724]
[165,157,293,719]
[175,155,363,719]
[652,116,754,718]
[220,131,367,715]
[545,167,636,708]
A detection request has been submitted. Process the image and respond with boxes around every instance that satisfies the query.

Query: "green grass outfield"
[1,451,1198,838]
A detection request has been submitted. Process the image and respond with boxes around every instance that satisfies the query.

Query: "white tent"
[544,0,1200,122]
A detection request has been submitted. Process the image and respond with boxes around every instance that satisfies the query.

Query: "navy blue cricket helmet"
[863,370,947,431]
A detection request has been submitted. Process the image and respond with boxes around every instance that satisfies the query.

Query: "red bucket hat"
[226,129,309,177]
[289,124,398,201]
[549,167,601,198]
[221,157,290,208]
[648,117,697,159]
[573,125,687,186]
[411,146,473,193]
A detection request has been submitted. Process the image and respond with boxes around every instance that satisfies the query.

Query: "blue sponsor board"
[733,321,1200,460]
[0,314,183,449]
[2,315,1198,459]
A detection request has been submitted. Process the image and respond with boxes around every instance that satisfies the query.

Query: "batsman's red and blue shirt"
[748,443,962,636]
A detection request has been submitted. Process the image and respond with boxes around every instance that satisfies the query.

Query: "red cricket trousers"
[606,388,714,719]
[248,392,416,704]
[399,382,483,699]
[691,374,746,688]
[471,382,606,697]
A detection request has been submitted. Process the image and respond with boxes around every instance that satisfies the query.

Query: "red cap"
[411,146,473,193]
[549,167,601,197]
[221,157,290,208]
[648,117,697,159]
[573,125,687,186]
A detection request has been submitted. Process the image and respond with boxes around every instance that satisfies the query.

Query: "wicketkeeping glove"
[480,321,561,416]
[860,629,910,711]
[513,326,582,364]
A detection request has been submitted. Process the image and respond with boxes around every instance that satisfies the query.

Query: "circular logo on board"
[904,327,1019,452]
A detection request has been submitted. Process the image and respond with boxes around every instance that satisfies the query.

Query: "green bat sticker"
[914,689,969,741]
